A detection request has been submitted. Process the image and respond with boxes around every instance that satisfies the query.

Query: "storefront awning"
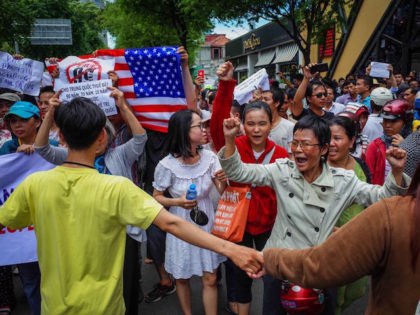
[273,43,299,64]
[254,49,276,67]
[235,64,248,71]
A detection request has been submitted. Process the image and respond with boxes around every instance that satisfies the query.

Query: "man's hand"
[177,46,188,68]
[303,64,316,80]
[216,62,234,81]
[229,245,264,276]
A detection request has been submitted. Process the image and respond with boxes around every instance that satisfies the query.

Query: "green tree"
[213,0,352,64]
[0,0,35,45]
[4,0,105,60]
[101,0,213,63]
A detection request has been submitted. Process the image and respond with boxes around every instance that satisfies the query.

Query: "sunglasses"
[312,92,328,98]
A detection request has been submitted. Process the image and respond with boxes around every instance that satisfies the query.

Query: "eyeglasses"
[290,140,320,151]
[190,123,205,131]
[312,92,328,98]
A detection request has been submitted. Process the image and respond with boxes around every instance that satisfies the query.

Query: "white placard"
[234,68,270,105]
[0,51,44,96]
[370,62,390,78]
[56,56,115,86]
[55,79,117,116]
[0,153,55,266]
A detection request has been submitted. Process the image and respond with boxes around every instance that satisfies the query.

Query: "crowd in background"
[0,49,419,315]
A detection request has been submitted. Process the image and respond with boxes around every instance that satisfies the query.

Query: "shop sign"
[243,34,261,51]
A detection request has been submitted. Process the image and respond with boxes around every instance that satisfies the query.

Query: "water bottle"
[185,183,208,226]
[186,183,197,201]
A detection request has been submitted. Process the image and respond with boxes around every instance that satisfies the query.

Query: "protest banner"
[369,61,390,78]
[55,79,117,116]
[0,52,44,96]
[234,68,270,105]
[56,56,115,86]
[0,153,55,266]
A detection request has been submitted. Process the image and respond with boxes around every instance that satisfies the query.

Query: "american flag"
[94,47,187,133]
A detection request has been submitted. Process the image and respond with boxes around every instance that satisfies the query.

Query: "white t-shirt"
[363,114,383,142]
[269,118,295,152]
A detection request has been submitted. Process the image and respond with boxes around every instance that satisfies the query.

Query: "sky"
[212,19,268,40]
[107,19,268,48]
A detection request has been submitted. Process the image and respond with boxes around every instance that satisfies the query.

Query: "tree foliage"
[0,0,35,44]
[1,0,105,60]
[101,0,214,63]
[212,0,351,64]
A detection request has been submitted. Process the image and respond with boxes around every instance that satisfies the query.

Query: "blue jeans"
[18,262,41,315]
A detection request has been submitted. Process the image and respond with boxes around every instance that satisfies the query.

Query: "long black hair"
[165,109,201,159]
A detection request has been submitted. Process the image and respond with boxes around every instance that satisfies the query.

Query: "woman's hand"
[214,169,227,182]
[17,144,35,155]
[216,62,234,81]
[386,146,407,170]
[223,117,241,141]
[391,134,404,147]
[177,194,197,210]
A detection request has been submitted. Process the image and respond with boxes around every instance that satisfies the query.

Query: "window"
[212,48,221,60]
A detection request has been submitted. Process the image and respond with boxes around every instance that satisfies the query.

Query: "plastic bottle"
[186,183,197,201]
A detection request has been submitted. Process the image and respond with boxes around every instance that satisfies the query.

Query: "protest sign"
[56,56,115,86]
[0,153,55,266]
[0,52,44,96]
[370,61,390,78]
[55,79,117,116]
[234,68,270,105]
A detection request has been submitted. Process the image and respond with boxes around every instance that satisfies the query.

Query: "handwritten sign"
[0,52,44,96]
[55,79,117,116]
[0,153,55,266]
[234,68,270,105]
[370,62,390,78]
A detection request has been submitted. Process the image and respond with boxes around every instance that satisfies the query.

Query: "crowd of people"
[0,48,419,315]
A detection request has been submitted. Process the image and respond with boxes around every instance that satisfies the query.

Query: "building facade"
[194,34,230,79]
[225,22,298,82]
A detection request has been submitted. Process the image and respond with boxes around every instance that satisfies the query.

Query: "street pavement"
[12,243,368,314]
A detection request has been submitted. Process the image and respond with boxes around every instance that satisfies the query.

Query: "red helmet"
[280,281,325,315]
[382,99,410,121]
[344,102,369,118]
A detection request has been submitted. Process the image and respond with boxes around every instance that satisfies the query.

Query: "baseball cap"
[4,101,40,119]
[0,93,21,103]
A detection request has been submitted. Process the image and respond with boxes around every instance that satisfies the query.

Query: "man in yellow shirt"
[0,96,263,315]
